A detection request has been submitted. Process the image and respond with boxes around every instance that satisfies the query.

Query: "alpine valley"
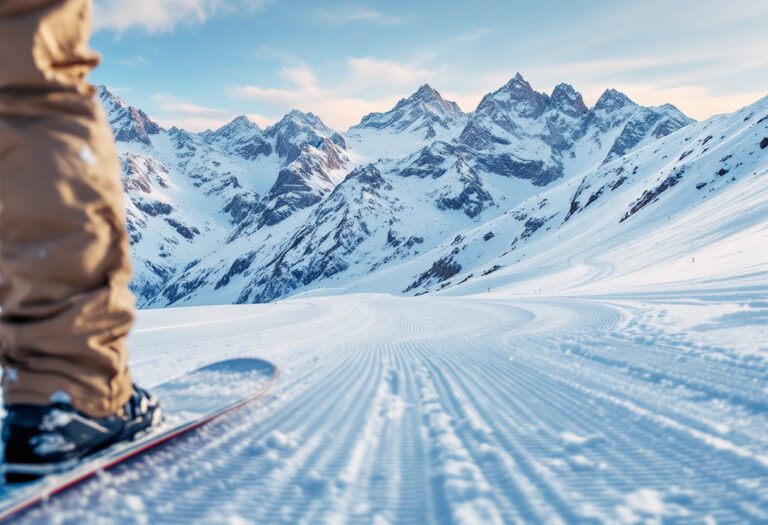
[98,74,768,307]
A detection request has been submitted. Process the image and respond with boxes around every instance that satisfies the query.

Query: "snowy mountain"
[346,83,469,160]
[98,87,349,301]
[94,76,763,309]
[403,94,768,296]
[229,111,349,235]
[355,84,463,134]
[457,73,693,186]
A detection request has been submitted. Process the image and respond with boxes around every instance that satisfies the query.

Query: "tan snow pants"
[0,0,134,417]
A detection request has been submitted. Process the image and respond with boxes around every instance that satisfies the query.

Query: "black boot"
[2,385,163,483]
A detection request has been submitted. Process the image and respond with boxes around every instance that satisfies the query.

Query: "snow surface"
[9,282,767,523]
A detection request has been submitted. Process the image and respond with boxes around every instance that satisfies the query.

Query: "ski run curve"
[10,288,767,524]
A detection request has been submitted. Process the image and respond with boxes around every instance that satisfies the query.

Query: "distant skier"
[0,0,161,479]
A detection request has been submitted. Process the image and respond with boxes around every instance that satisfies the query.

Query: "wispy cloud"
[93,0,270,33]
[252,46,308,67]
[153,94,230,117]
[450,27,494,45]
[114,55,150,67]
[346,58,437,90]
[151,93,276,131]
[306,6,408,26]
[234,66,320,106]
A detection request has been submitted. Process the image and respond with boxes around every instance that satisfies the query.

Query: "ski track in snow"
[12,292,768,524]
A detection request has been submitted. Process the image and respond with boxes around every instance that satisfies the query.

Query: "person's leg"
[0,0,134,418]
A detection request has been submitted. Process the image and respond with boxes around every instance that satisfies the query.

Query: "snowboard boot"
[2,385,163,483]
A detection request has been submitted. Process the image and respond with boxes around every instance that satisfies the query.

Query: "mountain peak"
[353,83,464,135]
[395,83,456,111]
[207,115,261,142]
[415,83,439,97]
[279,109,327,129]
[475,72,549,119]
[232,114,255,126]
[287,108,314,119]
[504,72,533,91]
[265,109,332,138]
[406,83,451,105]
[96,85,161,145]
[97,85,129,110]
[551,83,588,116]
[488,73,541,102]
[551,83,577,99]
[266,109,335,158]
[594,88,635,112]
[220,115,259,132]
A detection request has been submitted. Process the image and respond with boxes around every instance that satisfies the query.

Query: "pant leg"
[0,0,134,418]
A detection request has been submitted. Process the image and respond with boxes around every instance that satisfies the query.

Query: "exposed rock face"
[550,83,589,118]
[98,86,162,146]
[397,142,496,217]
[233,164,398,304]
[266,110,336,160]
[229,120,350,237]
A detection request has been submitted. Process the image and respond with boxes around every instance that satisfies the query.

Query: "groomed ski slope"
[12,287,768,523]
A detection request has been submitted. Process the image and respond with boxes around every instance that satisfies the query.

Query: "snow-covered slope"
[9,288,766,524]
[400,94,768,297]
[118,75,707,307]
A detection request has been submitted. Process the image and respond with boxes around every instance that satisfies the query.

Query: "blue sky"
[91,0,768,131]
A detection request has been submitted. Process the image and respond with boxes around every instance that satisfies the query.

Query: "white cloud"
[153,112,275,132]
[153,94,230,116]
[347,58,436,90]
[307,6,407,26]
[93,0,269,33]
[247,113,276,128]
[449,27,494,45]
[150,93,278,132]
[154,116,234,132]
[234,85,301,106]
[440,90,483,114]
[231,58,439,129]
[233,65,321,105]
[114,55,150,67]
[279,67,319,90]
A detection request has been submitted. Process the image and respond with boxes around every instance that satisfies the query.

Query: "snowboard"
[0,357,279,522]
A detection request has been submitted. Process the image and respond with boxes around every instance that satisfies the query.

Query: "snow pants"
[0,0,134,417]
